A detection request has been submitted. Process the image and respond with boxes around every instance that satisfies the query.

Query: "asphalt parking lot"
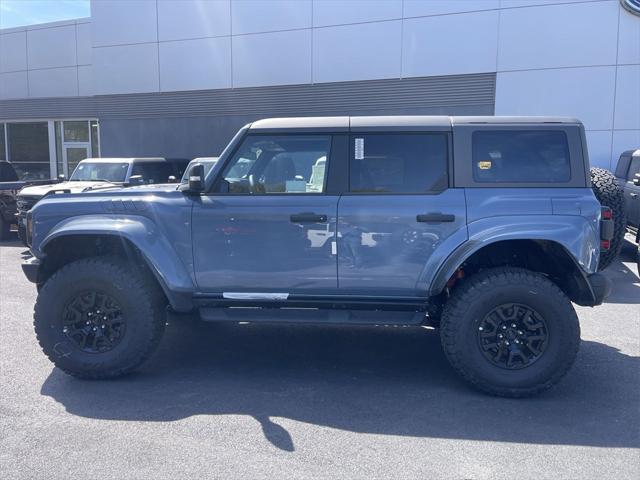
[0,238,638,479]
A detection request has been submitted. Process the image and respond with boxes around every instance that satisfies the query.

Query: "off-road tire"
[590,167,626,270]
[440,267,580,398]
[34,256,167,379]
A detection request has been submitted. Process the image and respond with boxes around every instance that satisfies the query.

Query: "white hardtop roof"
[250,115,582,130]
[79,157,165,163]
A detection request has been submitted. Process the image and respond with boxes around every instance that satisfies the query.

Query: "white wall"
[1,0,638,169]
[494,1,640,169]
[0,18,92,99]
[86,0,639,169]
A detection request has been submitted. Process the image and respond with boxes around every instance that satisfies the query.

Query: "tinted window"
[221,135,330,194]
[70,162,129,182]
[627,155,640,181]
[6,122,50,180]
[0,162,18,182]
[472,130,571,183]
[131,162,175,184]
[349,134,447,194]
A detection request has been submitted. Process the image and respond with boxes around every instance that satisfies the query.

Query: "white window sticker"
[355,138,365,160]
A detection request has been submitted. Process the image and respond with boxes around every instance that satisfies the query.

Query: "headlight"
[26,212,33,246]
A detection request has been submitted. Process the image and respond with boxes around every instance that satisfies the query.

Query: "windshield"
[70,162,129,182]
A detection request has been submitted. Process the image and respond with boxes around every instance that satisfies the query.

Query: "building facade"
[0,0,638,179]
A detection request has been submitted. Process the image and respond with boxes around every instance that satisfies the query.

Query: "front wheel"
[34,257,167,379]
[440,267,580,397]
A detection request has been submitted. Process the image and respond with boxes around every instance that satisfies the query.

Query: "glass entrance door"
[55,120,98,178]
[63,144,90,176]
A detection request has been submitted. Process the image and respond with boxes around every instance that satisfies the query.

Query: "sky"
[0,0,90,29]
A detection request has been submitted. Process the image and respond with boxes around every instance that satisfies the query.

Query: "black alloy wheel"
[477,303,549,370]
[62,290,126,353]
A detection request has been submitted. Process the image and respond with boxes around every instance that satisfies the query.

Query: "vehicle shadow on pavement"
[41,320,640,452]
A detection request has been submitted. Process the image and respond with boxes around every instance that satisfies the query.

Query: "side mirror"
[633,173,640,187]
[168,175,177,183]
[188,164,205,192]
[57,174,66,182]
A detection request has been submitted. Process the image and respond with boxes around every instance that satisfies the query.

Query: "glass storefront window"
[63,121,89,142]
[0,124,6,161]
[66,147,89,175]
[7,122,50,180]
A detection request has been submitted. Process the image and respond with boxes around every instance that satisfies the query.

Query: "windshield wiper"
[70,178,116,183]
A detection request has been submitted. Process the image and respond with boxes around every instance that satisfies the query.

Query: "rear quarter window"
[472,130,571,183]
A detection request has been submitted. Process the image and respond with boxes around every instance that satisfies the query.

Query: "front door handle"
[290,212,327,223]
[416,213,455,223]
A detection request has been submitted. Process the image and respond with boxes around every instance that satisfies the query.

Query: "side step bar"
[199,307,425,326]
[193,293,428,312]
[194,293,430,326]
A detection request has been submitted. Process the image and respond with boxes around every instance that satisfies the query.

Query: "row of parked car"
[0,156,218,243]
[1,116,638,397]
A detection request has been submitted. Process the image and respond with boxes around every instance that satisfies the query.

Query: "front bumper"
[22,256,41,283]
[586,272,611,306]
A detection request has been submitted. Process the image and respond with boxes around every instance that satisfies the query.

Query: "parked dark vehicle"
[615,149,640,242]
[22,116,615,397]
[15,157,189,244]
[0,161,59,240]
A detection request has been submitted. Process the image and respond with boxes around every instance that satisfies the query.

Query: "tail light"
[599,207,614,251]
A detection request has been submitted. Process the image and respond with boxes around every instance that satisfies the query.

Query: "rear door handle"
[416,213,455,223]
[290,212,327,223]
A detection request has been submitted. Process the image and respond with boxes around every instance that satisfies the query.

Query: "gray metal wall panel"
[0,73,495,120]
[0,96,96,120]
[100,104,493,159]
[0,73,495,159]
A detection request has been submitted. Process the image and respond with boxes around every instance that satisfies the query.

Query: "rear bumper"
[586,272,611,306]
[21,256,40,283]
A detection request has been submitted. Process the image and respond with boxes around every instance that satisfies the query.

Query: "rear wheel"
[440,267,580,397]
[590,167,626,270]
[34,257,167,379]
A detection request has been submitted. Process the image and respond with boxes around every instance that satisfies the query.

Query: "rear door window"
[472,130,571,183]
[349,134,448,193]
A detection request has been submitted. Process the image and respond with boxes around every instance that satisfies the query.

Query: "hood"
[19,180,118,198]
[82,183,179,195]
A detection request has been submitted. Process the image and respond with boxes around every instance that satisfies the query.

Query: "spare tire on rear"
[590,167,626,271]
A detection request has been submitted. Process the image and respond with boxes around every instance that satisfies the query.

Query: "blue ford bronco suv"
[22,116,614,397]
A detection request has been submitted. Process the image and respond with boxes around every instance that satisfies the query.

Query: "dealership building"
[0,0,638,180]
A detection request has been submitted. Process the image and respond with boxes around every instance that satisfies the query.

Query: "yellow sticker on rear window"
[478,160,492,170]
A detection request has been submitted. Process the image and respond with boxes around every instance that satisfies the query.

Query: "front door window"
[221,135,330,194]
